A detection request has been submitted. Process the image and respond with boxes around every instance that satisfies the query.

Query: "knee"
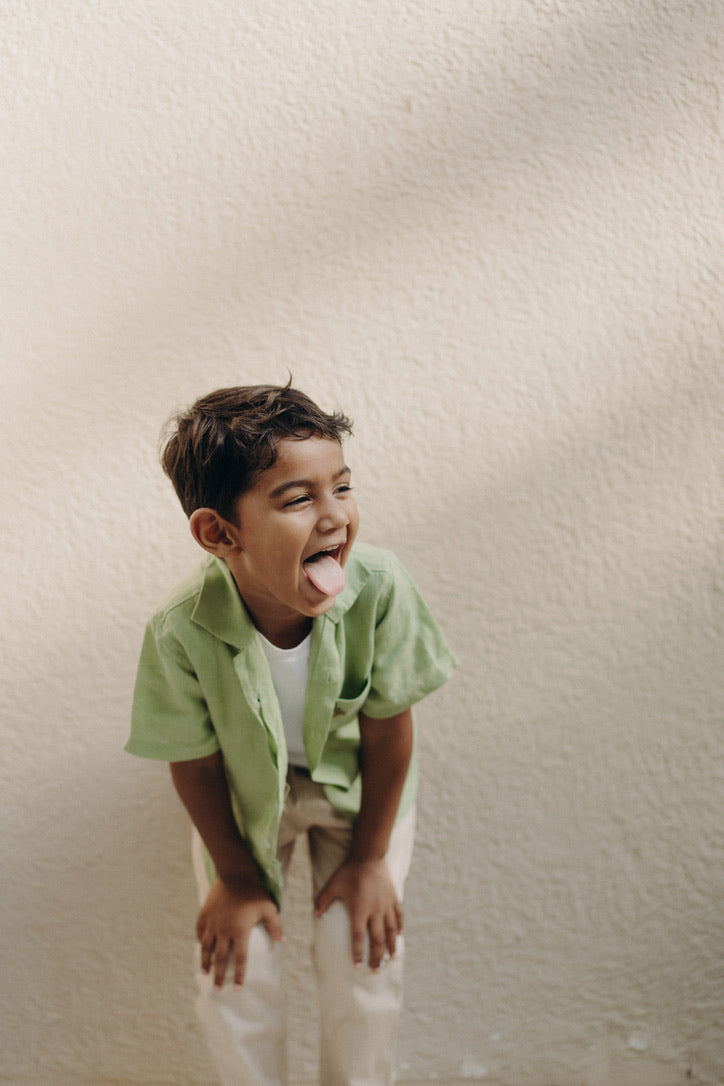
[313,902,405,979]
[245,923,284,982]
[196,923,284,994]
[312,901,355,976]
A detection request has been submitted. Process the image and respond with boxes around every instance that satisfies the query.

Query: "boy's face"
[225,436,359,638]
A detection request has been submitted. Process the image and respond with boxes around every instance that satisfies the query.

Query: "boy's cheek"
[342,521,359,563]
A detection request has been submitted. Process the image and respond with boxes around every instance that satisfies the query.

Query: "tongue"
[304,554,346,596]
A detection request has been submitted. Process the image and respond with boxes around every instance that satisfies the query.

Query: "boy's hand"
[314,858,403,971]
[197,876,285,989]
[312,708,413,971]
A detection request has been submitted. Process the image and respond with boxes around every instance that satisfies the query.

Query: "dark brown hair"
[161,382,353,520]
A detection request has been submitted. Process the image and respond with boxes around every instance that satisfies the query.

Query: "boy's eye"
[282,484,353,508]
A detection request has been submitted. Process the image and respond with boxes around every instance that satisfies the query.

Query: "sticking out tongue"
[303,553,346,597]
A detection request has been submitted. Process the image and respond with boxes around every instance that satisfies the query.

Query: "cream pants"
[192,765,416,1086]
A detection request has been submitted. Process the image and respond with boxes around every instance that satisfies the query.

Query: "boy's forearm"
[349,708,414,863]
[169,752,263,886]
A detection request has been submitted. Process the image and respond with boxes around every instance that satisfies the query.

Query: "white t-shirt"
[257,630,312,767]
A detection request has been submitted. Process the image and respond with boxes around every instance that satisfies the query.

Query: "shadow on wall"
[43,2,716,392]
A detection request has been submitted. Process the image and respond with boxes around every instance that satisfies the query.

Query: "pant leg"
[194,926,287,1086]
[191,826,298,1086]
[190,769,416,1086]
[308,804,416,1086]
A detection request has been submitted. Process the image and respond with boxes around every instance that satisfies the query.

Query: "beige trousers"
[192,766,416,1086]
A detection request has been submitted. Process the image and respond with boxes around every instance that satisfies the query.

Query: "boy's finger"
[368,917,388,971]
[351,918,367,967]
[199,934,216,975]
[233,943,248,989]
[265,910,285,944]
[385,916,398,959]
[313,886,331,916]
[213,937,231,989]
[386,901,403,957]
[395,901,404,933]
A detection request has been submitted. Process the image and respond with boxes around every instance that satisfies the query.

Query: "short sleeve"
[362,557,458,719]
[125,618,221,762]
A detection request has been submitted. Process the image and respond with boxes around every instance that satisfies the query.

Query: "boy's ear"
[189,508,240,556]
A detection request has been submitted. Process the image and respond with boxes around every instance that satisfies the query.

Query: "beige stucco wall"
[1,2,722,1084]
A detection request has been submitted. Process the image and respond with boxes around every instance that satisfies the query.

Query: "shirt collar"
[324,550,371,620]
[190,557,256,651]
[190,550,371,647]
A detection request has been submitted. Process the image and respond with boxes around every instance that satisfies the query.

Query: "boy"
[126,384,457,1086]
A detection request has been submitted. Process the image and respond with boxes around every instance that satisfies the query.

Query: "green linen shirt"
[126,542,458,905]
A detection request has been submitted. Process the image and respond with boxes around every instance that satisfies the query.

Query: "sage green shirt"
[126,542,457,905]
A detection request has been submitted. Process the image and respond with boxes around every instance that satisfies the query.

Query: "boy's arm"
[314,707,413,970]
[170,752,284,988]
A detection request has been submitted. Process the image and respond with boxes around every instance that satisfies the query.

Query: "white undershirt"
[257,630,312,768]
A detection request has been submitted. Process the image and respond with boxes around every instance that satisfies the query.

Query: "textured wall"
[1,2,722,1084]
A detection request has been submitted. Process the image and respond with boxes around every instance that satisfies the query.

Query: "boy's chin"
[307,594,338,614]
[299,589,340,617]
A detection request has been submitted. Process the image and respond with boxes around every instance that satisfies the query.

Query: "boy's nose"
[317,498,349,531]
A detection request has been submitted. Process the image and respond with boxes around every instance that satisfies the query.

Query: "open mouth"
[302,544,346,597]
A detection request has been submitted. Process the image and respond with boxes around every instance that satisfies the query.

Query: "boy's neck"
[245,603,313,650]
[224,564,314,648]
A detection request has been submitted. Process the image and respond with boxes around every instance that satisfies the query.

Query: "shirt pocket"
[330,676,372,730]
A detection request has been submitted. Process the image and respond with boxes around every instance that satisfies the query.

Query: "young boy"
[126,384,457,1086]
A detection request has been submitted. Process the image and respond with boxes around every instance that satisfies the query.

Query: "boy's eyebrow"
[268,466,351,500]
